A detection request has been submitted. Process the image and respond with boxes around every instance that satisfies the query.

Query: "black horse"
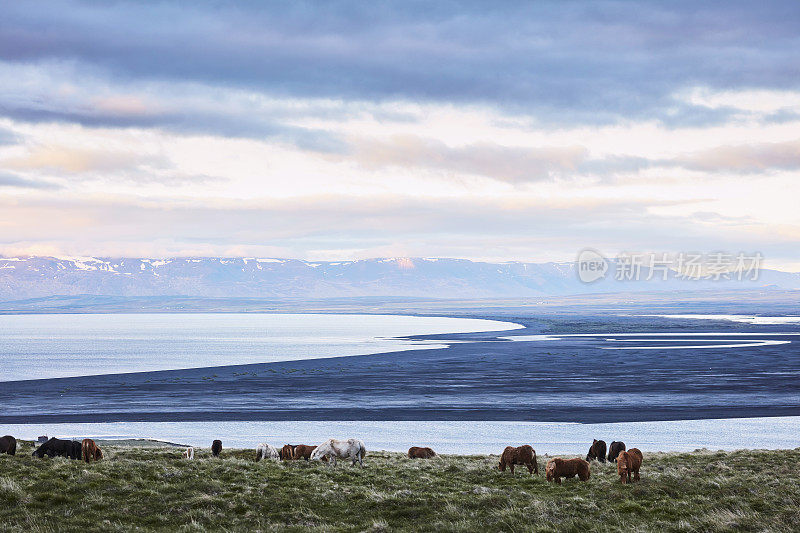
[212,439,222,457]
[0,435,16,455]
[32,437,81,459]
[586,439,607,463]
[608,441,627,463]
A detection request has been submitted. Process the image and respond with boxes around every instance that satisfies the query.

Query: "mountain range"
[1,256,799,302]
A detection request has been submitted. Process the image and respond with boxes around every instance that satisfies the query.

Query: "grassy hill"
[1,442,798,532]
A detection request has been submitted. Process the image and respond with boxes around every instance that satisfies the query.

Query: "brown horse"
[617,448,642,484]
[280,444,327,462]
[608,441,626,463]
[292,444,318,461]
[279,444,295,460]
[81,438,103,462]
[498,445,538,475]
[545,458,591,483]
[0,435,16,456]
[586,439,607,463]
[408,446,437,459]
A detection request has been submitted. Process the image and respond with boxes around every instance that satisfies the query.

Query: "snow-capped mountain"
[0,256,798,301]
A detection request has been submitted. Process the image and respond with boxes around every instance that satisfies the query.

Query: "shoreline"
[15,437,800,456]
[6,416,799,455]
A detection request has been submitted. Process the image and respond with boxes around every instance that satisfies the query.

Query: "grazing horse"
[279,444,295,460]
[71,441,83,460]
[183,447,195,460]
[310,438,366,467]
[608,441,626,463]
[280,444,327,462]
[498,445,538,475]
[32,438,79,459]
[81,438,103,462]
[408,446,437,459]
[255,443,279,462]
[545,458,591,483]
[211,440,222,457]
[586,439,607,463]
[617,448,643,484]
[0,435,16,455]
[292,444,318,461]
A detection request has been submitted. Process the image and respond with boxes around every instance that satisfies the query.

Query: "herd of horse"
[1,433,642,484]
[0,435,105,462]
[497,439,642,484]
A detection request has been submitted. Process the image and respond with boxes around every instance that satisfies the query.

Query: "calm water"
[6,417,799,454]
[0,313,522,381]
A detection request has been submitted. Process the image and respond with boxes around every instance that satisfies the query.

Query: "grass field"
[1,441,799,532]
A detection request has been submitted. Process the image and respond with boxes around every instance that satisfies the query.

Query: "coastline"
[1,310,798,425]
[7,417,800,455]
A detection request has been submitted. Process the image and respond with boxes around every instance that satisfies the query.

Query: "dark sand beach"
[2,298,799,424]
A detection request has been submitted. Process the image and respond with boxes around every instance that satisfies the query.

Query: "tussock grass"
[0,442,798,532]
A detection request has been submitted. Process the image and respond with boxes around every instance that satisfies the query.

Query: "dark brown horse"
[32,437,80,459]
[408,446,437,459]
[608,441,626,463]
[0,435,16,455]
[586,439,607,463]
[211,440,222,457]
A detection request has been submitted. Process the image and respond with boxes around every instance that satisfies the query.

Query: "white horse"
[255,443,280,462]
[182,447,194,460]
[310,438,366,467]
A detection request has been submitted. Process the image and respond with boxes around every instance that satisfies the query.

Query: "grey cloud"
[595,141,800,177]
[0,102,347,154]
[0,1,798,126]
[0,172,62,190]
[0,127,19,145]
[338,135,800,183]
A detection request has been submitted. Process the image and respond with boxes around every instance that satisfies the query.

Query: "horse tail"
[359,441,366,460]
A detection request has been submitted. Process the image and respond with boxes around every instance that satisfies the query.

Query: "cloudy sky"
[1,1,799,269]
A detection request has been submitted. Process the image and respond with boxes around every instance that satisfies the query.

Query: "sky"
[1,1,799,269]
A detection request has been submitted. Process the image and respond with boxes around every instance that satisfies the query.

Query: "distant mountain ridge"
[1,256,799,301]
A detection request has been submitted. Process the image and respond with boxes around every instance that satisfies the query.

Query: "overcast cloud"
[0,1,798,269]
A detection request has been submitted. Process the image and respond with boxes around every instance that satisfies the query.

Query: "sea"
[1,312,798,454]
[0,312,522,381]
